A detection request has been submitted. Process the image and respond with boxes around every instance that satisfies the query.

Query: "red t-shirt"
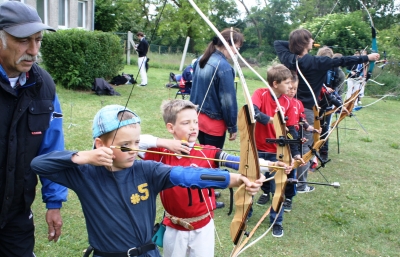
[252,88,296,153]
[290,97,306,131]
[198,113,227,136]
[143,145,218,231]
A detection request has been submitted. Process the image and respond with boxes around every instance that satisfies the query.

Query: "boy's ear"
[166,123,174,133]
[272,80,279,88]
[94,138,105,149]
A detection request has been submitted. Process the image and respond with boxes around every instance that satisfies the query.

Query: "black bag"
[92,78,121,96]
[110,74,136,85]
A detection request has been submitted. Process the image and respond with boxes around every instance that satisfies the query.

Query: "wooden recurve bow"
[186,1,261,253]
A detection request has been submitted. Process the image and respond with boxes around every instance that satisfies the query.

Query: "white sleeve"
[138,134,158,158]
[259,158,271,173]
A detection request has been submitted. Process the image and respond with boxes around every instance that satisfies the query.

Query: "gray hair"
[0,30,7,48]
[0,30,44,49]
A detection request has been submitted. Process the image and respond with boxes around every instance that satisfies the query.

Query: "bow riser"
[271,112,292,212]
[293,139,325,169]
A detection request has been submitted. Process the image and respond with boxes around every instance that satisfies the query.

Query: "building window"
[37,0,49,25]
[78,1,86,28]
[58,0,68,27]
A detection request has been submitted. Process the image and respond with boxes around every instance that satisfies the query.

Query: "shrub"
[41,29,124,90]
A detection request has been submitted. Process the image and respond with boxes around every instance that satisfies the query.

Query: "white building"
[0,0,95,31]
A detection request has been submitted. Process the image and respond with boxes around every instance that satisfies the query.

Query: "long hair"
[289,29,312,55]
[199,28,244,68]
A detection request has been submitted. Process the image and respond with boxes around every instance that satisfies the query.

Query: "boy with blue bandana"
[31,104,263,257]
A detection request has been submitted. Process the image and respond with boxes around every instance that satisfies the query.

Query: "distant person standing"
[135,32,149,86]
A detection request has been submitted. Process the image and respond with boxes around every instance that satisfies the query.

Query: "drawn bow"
[186,1,262,253]
[226,27,293,255]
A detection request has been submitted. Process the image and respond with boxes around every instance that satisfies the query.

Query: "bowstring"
[313,0,341,42]
[110,0,168,146]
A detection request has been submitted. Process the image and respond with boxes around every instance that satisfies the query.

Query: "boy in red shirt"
[285,72,321,211]
[253,64,302,237]
[140,100,290,256]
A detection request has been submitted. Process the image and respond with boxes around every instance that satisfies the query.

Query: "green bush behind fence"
[41,29,124,90]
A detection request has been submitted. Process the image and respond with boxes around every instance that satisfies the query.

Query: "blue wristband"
[170,166,230,189]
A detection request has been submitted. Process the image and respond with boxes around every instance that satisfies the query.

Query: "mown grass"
[32,64,400,256]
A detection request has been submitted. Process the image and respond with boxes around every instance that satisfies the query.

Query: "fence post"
[179,37,190,71]
[127,31,136,65]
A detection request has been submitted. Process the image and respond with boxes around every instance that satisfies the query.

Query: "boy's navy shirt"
[31,151,230,256]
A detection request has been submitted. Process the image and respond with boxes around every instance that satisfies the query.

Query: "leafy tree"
[290,0,399,30]
[241,0,292,63]
[117,0,155,33]
[301,11,371,56]
[94,0,121,32]
[154,0,240,53]
[378,25,400,75]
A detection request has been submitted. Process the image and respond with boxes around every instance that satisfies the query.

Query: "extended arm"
[37,94,67,242]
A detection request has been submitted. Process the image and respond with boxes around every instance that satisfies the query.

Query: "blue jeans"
[257,152,283,225]
[285,169,297,199]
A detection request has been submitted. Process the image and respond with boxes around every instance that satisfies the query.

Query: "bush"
[41,29,124,90]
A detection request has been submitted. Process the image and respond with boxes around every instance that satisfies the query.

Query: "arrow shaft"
[110,146,284,170]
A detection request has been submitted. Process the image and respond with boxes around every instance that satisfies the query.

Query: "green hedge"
[41,29,124,90]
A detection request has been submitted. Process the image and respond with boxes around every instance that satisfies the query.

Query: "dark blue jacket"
[0,63,67,228]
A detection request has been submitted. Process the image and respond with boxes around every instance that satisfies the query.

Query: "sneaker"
[272,224,284,237]
[297,186,315,194]
[256,193,270,205]
[139,84,147,87]
[215,201,225,209]
[215,191,221,199]
[283,198,292,212]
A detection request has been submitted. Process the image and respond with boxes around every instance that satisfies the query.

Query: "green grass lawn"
[32,65,400,256]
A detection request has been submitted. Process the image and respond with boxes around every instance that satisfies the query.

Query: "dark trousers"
[320,111,333,154]
[198,130,226,149]
[0,209,35,257]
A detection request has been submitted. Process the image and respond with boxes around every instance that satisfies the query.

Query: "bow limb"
[230,105,261,248]
[330,87,362,128]
[227,28,289,256]
[232,112,292,256]
[313,105,322,144]
[296,60,321,146]
[296,60,320,112]
[186,0,260,248]
[358,0,377,76]
[187,1,254,117]
[229,29,286,123]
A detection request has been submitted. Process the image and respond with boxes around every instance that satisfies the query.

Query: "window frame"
[58,0,69,28]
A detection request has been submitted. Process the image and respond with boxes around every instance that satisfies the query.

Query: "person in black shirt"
[274,29,380,192]
[135,32,149,86]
